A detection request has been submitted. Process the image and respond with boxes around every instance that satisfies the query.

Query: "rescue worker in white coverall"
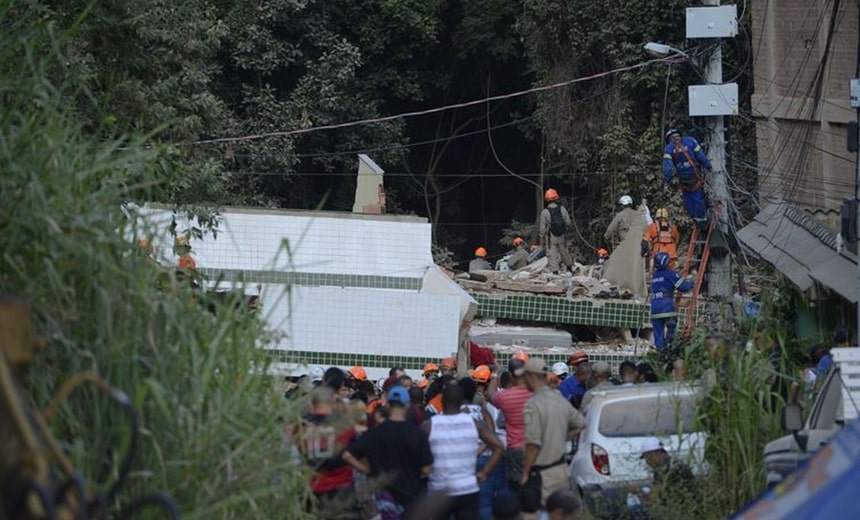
[603,195,640,250]
[539,189,572,273]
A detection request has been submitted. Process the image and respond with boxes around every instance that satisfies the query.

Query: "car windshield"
[598,394,696,437]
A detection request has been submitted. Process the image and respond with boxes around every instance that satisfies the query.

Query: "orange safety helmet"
[440,357,457,369]
[512,350,529,361]
[597,248,609,258]
[544,188,559,202]
[470,365,492,383]
[475,247,488,258]
[423,362,439,375]
[348,366,367,381]
[513,237,524,247]
[568,350,589,366]
[417,379,429,389]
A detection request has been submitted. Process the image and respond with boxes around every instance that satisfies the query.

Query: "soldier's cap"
[523,358,548,375]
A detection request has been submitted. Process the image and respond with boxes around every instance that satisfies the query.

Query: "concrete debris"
[469,321,652,355]
[452,258,633,300]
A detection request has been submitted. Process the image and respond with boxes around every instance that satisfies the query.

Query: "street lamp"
[643,42,692,61]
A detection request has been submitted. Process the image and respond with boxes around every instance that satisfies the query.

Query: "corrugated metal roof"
[737,201,856,303]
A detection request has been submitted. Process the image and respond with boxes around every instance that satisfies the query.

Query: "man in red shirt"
[297,386,360,519]
[488,358,533,491]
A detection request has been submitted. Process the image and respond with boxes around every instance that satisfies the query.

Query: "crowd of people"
[285,346,687,520]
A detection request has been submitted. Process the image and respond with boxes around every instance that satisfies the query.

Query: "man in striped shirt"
[423,381,503,520]
[488,358,533,491]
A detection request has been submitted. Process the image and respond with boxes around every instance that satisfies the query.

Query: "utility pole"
[851,77,860,334]
[703,0,733,309]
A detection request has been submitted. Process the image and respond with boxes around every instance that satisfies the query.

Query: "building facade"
[751,0,858,220]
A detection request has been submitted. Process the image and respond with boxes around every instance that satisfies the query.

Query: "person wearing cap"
[471,247,493,273]
[487,358,533,492]
[550,362,569,381]
[508,237,530,271]
[343,386,434,518]
[310,366,325,388]
[423,381,503,519]
[557,351,588,402]
[628,437,695,515]
[520,358,586,511]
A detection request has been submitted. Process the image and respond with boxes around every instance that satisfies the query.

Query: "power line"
[275,83,624,160]
[192,58,680,145]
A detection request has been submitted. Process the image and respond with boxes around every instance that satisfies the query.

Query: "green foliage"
[515,0,755,251]
[0,7,309,517]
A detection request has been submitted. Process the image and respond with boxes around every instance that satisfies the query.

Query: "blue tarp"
[731,419,860,519]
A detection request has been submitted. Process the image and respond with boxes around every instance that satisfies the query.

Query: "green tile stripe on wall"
[198,268,422,291]
[471,293,650,328]
[265,349,441,372]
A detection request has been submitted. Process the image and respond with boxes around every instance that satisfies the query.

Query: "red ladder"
[678,204,721,336]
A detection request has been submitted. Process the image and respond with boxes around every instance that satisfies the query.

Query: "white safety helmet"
[551,362,570,377]
[309,365,324,384]
[618,195,633,207]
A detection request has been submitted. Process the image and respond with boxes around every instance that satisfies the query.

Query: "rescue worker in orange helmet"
[439,357,457,376]
[469,364,492,384]
[641,207,680,270]
[348,366,368,382]
[421,362,440,388]
[469,246,492,273]
[423,362,439,378]
[539,189,573,273]
[507,236,529,271]
[596,248,610,265]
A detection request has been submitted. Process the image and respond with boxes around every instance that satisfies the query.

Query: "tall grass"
[650,332,792,519]
[0,4,310,518]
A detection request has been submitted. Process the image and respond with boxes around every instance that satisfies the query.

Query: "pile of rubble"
[450,257,636,300]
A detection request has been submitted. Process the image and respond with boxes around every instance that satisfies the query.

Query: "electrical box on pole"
[686,6,738,39]
[688,84,739,116]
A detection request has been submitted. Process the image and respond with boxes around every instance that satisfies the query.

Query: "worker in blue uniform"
[662,129,712,230]
[650,252,693,351]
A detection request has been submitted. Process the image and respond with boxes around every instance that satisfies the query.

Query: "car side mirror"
[782,403,803,432]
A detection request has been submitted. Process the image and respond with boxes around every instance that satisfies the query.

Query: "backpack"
[548,205,566,236]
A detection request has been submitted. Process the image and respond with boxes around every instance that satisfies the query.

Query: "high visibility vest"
[656,223,674,244]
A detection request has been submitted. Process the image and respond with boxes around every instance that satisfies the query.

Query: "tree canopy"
[40,0,755,261]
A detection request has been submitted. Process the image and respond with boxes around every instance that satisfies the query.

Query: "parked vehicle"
[569,382,710,518]
[763,347,860,488]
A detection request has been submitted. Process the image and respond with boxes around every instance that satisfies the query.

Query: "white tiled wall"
[137,207,433,278]
[260,284,460,358]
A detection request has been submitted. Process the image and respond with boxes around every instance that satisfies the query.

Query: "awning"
[737,201,857,303]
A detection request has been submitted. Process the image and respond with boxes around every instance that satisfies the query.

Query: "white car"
[569,382,709,518]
